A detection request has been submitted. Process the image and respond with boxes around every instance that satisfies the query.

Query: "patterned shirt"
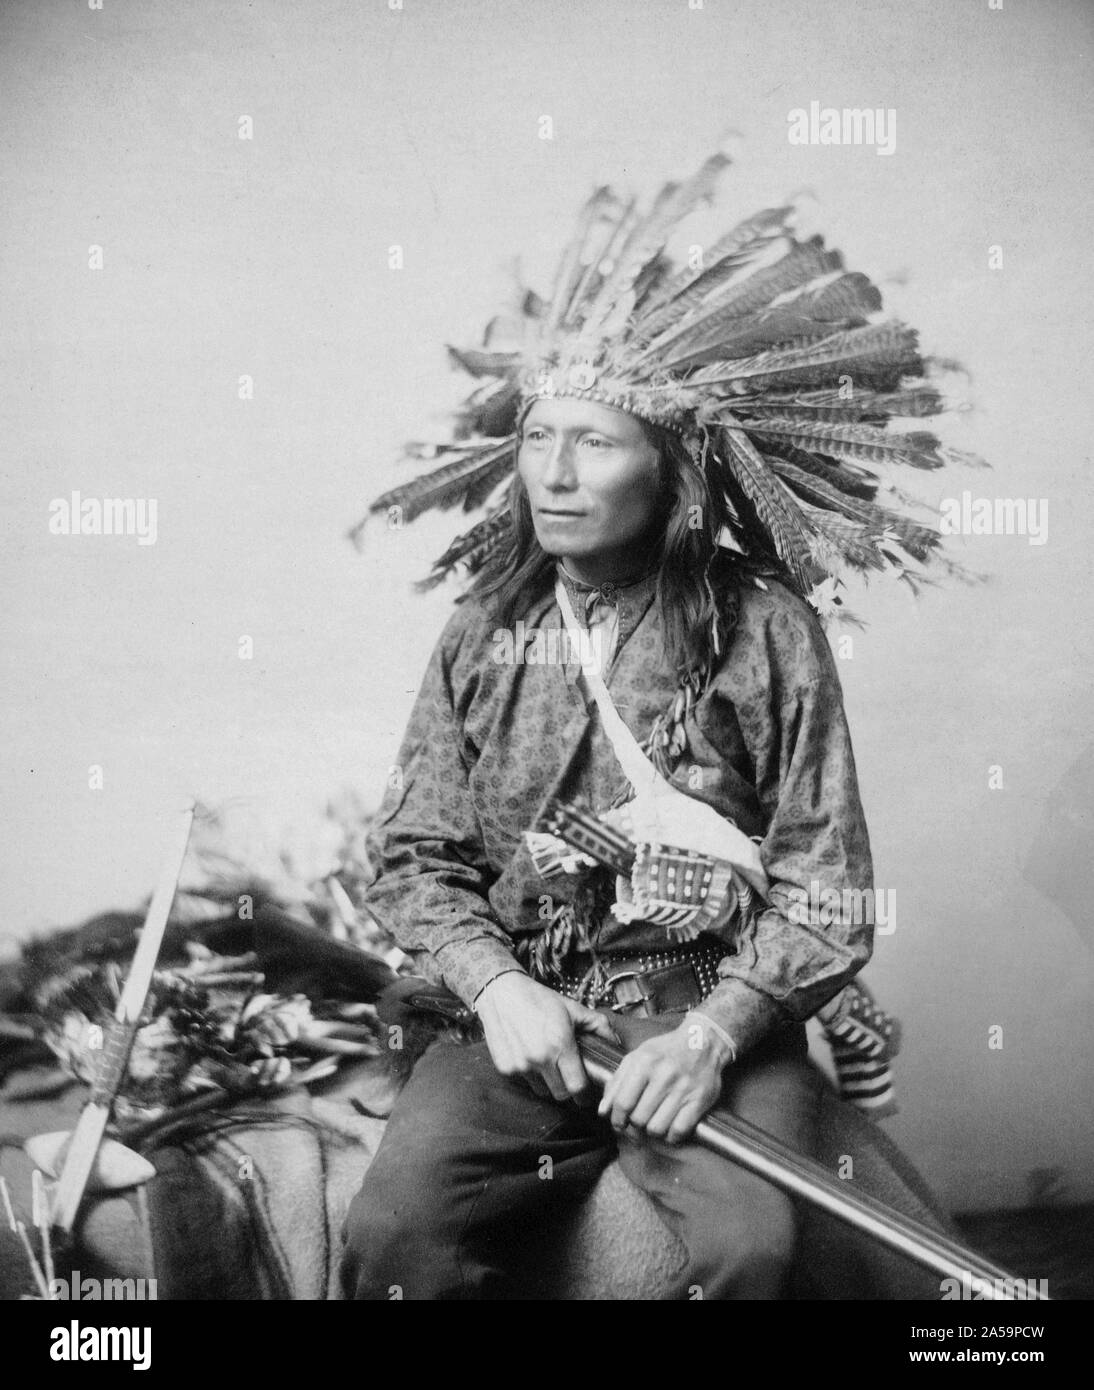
[364,568,874,1053]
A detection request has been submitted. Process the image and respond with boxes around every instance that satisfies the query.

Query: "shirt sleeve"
[701,586,875,1036]
[363,612,526,1007]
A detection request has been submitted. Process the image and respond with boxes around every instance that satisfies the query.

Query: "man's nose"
[541,437,578,489]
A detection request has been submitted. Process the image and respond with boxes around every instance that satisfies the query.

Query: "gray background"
[1,0,1092,1212]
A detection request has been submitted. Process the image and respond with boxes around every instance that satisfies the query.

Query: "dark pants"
[340,1013,824,1300]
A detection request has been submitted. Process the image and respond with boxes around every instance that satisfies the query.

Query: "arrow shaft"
[49,1105,110,1235]
[51,803,195,1234]
[117,805,196,1022]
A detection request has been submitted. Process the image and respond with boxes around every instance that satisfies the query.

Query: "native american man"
[341,155,951,1299]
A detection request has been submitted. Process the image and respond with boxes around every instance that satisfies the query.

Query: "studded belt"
[551,940,725,1017]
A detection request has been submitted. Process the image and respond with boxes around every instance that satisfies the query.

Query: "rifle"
[387,973,1043,1300]
[531,798,1046,1300]
[578,1034,1042,1300]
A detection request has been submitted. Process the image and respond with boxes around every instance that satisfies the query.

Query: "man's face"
[517,397,663,577]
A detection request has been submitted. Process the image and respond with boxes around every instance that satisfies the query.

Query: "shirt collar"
[555,562,659,647]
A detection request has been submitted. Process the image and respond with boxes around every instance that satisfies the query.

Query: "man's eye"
[582,436,612,449]
[522,429,548,445]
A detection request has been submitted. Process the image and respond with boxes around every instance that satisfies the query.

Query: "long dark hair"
[468,416,741,683]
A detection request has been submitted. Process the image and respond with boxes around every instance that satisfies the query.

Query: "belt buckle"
[602,969,655,1016]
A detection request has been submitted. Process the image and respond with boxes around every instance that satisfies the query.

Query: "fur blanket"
[1,1065,952,1301]
[1,904,955,1300]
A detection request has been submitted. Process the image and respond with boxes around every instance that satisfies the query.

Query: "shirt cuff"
[432,935,526,1009]
[717,904,867,1021]
[695,977,783,1058]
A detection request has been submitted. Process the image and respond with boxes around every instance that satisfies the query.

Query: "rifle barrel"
[577,1034,1046,1301]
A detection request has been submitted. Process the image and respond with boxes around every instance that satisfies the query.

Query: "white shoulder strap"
[555,579,664,795]
[554,577,769,895]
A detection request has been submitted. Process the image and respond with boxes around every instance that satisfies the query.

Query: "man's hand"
[597,1017,733,1145]
[475,972,618,1102]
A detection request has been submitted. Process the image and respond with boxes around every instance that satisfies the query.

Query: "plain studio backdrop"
[1,0,1092,1215]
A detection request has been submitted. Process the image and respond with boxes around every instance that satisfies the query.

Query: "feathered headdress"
[352,152,979,610]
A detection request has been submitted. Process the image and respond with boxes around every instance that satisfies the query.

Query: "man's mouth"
[537,508,586,517]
